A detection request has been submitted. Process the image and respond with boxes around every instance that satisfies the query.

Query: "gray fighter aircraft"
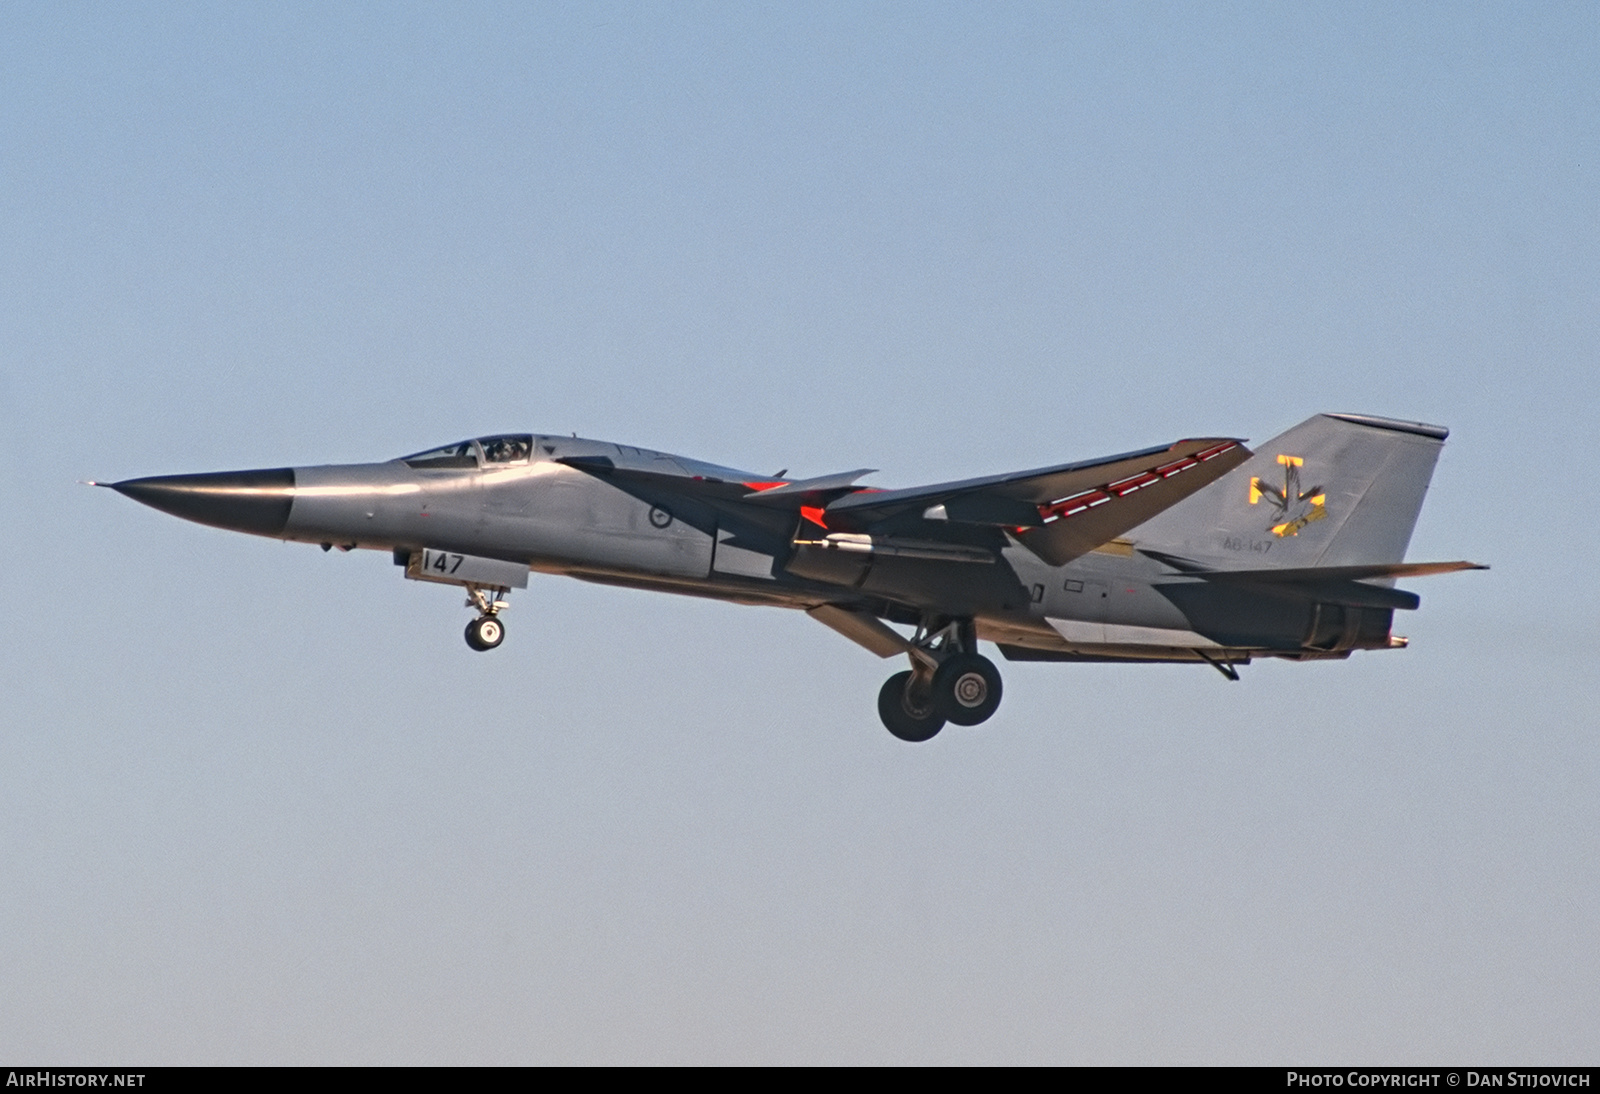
[102,412,1483,741]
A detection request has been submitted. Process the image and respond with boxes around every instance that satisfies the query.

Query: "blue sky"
[2,2,1596,1063]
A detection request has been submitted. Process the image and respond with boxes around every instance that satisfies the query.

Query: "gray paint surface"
[107,413,1478,695]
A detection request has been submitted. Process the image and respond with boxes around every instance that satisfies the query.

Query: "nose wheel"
[461,583,510,652]
[465,614,505,651]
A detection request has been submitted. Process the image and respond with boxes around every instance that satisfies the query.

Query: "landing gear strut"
[876,618,1003,742]
[462,583,509,652]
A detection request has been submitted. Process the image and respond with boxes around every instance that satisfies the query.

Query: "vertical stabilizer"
[1132,413,1447,567]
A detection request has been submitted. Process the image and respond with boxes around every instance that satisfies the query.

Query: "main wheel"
[933,653,1002,726]
[877,670,945,742]
[464,615,505,652]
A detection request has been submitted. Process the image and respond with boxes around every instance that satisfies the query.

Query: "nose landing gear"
[397,549,528,653]
[462,583,510,652]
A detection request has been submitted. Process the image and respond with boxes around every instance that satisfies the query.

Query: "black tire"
[465,615,505,652]
[934,653,1002,726]
[877,670,945,742]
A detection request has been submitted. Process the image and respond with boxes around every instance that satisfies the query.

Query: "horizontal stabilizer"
[1143,553,1488,582]
[1144,553,1487,611]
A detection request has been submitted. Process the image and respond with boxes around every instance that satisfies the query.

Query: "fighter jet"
[101,412,1483,742]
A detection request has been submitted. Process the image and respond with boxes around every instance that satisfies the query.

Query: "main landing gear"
[462,583,510,652]
[877,619,1003,743]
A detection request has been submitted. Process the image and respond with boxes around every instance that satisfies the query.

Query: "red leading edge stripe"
[1033,441,1239,525]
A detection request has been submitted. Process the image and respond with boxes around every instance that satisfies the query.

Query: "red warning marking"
[1033,442,1238,523]
[1108,471,1159,495]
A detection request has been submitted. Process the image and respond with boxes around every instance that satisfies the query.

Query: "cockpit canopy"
[402,435,534,470]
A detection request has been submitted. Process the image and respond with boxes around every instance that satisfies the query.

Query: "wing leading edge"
[821,438,1251,566]
[559,437,1253,567]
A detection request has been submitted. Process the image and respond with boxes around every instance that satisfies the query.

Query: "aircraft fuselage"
[106,415,1482,741]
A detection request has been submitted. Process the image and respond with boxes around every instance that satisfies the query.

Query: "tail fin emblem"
[1249,454,1328,537]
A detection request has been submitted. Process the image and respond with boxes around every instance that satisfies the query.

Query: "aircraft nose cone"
[109,468,296,537]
